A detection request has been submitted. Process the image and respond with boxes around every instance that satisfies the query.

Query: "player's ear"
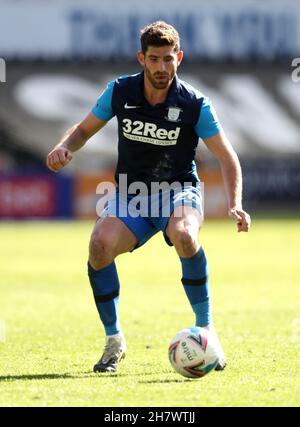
[137,51,145,66]
[177,50,183,66]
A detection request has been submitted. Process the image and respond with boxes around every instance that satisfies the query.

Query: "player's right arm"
[46,80,115,172]
[46,114,107,172]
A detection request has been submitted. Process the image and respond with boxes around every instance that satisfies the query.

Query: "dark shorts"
[99,186,203,250]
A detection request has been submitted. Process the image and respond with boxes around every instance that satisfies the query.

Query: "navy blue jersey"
[92,72,221,188]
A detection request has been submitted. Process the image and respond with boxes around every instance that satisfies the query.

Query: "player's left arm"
[203,129,251,232]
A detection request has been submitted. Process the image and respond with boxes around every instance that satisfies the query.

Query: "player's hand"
[228,207,251,232]
[46,147,73,172]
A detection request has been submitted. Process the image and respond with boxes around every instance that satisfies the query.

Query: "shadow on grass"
[0,373,76,382]
[139,378,191,384]
[0,371,146,381]
[0,371,183,382]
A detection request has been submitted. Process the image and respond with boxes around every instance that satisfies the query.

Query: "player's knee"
[89,231,116,269]
[171,227,198,256]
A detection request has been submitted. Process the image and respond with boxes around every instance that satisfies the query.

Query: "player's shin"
[87,261,121,336]
[180,247,211,327]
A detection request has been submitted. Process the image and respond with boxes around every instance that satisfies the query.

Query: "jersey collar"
[137,71,180,108]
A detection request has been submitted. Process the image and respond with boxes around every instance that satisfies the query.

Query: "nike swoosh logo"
[124,103,140,109]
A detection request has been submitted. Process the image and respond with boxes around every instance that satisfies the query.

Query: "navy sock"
[87,261,121,336]
[180,247,211,327]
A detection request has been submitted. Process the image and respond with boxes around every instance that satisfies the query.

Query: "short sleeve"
[194,97,222,139]
[92,80,115,121]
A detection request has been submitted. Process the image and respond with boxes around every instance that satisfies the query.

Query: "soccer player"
[46,21,251,373]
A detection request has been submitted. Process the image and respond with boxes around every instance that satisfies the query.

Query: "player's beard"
[144,64,175,90]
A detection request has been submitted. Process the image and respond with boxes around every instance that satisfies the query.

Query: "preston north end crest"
[166,107,182,122]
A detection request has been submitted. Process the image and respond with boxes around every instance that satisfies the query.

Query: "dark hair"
[140,21,180,54]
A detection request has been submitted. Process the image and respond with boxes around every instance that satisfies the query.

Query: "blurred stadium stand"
[0,0,300,218]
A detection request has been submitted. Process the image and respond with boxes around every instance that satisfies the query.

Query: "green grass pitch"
[0,218,300,407]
